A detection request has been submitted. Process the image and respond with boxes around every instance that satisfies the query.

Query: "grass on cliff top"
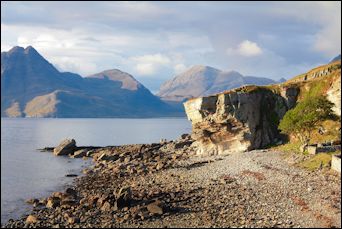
[297,151,340,171]
[272,142,302,154]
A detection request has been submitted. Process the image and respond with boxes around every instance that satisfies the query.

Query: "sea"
[0,118,191,224]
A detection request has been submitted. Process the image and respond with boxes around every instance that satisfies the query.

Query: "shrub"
[279,96,336,145]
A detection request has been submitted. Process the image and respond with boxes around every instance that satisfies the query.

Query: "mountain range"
[1,46,178,117]
[157,65,284,102]
[2,46,338,118]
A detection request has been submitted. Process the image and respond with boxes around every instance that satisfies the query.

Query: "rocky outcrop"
[53,139,77,156]
[327,75,341,117]
[184,86,297,155]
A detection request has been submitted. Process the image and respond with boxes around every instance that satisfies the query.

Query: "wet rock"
[72,149,88,158]
[26,215,38,224]
[26,198,39,205]
[65,188,77,197]
[65,174,78,177]
[53,139,77,156]
[46,197,60,208]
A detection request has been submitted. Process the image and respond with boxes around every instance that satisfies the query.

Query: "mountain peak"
[7,46,25,54]
[24,45,38,53]
[87,69,140,90]
[188,65,219,72]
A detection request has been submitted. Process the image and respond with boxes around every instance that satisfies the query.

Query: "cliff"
[184,61,341,156]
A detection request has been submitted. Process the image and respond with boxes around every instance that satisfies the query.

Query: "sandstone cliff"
[184,61,341,156]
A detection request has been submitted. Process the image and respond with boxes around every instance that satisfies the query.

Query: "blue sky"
[1,1,341,92]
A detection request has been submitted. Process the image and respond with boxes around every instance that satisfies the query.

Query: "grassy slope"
[271,61,341,171]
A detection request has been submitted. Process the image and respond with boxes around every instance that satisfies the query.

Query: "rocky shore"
[3,135,341,228]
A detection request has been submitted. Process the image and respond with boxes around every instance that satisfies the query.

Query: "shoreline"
[3,135,341,228]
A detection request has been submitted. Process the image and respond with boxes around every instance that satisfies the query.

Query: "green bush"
[279,96,336,145]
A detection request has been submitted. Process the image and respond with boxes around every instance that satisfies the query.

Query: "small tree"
[279,96,336,145]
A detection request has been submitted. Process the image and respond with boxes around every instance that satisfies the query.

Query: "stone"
[72,149,88,158]
[26,215,38,224]
[26,198,39,205]
[183,87,295,155]
[61,199,77,207]
[331,154,341,173]
[67,217,80,224]
[65,188,77,197]
[114,186,132,209]
[100,201,111,211]
[147,201,163,215]
[46,197,60,208]
[307,146,317,155]
[300,144,308,153]
[53,139,77,156]
[97,153,107,161]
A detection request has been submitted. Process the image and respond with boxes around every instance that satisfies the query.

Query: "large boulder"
[53,139,77,156]
[184,86,293,155]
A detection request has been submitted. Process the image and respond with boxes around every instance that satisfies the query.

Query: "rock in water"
[71,149,88,158]
[53,139,77,156]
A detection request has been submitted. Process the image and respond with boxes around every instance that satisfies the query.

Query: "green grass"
[273,142,302,154]
[298,152,337,171]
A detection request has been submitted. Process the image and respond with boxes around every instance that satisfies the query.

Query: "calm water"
[1,118,191,224]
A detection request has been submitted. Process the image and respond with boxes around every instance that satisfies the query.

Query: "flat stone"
[147,201,163,215]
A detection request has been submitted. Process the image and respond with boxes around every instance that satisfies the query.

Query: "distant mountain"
[1,46,180,117]
[330,54,341,63]
[157,65,278,102]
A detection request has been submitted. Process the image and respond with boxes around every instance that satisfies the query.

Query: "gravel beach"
[3,136,341,228]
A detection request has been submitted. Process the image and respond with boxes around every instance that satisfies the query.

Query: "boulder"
[46,196,60,208]
[184,86,293,155]
[53,139,77,156]
[26,215,38,224]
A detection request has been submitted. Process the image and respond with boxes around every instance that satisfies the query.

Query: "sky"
[1,1,341,93]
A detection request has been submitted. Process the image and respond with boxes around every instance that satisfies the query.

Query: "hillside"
[1,46,180,118]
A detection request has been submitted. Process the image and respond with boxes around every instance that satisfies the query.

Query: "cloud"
[131,54,171,76]
[1,1,341,92]
[237,40,263,57]
[226,40,263,57]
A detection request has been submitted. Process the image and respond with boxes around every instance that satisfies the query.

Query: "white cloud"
[226,40,263,57]
[237,40,263,57]
[131,54,171,76]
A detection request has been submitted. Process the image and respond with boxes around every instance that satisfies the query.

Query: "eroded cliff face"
[327,75,341,117]
[184,86,298,155]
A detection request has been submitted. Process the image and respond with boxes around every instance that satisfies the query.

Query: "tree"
[279,96,336,145]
